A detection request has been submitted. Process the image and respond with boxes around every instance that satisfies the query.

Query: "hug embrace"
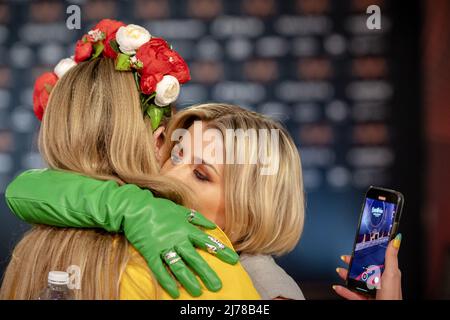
[0,19,402,301]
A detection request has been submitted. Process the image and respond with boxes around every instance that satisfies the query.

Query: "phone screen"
[348,196,398,291]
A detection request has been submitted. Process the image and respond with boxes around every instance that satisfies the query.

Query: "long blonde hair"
[165,103,305,256]
[0,58,190,300]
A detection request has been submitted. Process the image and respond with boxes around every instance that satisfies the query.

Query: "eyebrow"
[194,157,220,176]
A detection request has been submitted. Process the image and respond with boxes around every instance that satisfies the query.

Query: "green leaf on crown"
[146,104,164,131]
[109,39,120,53]
[133,72,141,92]
[163,105,172,117]
[91,42,104,60]
[143,92,156,105]
[115,53,131,71]
[140,91,156,114]
[132,59,143,70]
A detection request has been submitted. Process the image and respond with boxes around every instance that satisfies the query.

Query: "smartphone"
[346,186,404,297]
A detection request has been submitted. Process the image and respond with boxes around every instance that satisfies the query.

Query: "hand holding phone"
[337,186,404,298]
[334,237,403,300]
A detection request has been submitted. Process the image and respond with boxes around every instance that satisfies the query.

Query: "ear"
[153,126,166,164]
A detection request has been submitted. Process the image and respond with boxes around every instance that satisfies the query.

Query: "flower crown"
[33,19,190,130]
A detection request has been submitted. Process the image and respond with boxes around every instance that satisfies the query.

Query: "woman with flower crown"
[0,19,402,300]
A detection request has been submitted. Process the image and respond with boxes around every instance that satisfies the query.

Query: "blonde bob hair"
[164,103,305,256]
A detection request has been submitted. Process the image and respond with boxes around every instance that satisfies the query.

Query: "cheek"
[214,192,226,229]
[195,185,226,229]
[160,164,226,228]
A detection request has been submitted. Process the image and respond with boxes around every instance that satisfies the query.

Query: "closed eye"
[193,169,209,182]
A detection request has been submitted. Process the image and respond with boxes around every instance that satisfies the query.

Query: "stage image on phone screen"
[348,198,397,290]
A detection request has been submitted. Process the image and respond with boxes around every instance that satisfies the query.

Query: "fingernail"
[340,255,345,262]
[393,233,402,249]
[336,267,340,274]
[332,285,337,291]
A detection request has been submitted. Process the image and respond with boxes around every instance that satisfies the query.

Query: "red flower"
[167,50,191,84]
[73,19,125,61]
[93,19,126,59]
[33,72,58,121]
[103,32,119,58]
[139,74,164,95]
[135,38,190,94]
[74,39,93,63]
[146,37,169,49]
[93,19,125,39]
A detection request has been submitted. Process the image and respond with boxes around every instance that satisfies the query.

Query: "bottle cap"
[48,271,69,285]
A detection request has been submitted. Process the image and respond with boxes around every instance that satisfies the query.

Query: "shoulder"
[120,247,158,299]
[240,254,305,300]
[120,228,261,300]
[183,228,261,300]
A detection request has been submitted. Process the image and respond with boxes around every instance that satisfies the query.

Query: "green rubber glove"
[5,169,240,298]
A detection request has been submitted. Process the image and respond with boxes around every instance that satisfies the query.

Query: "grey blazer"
[240,254,305,300]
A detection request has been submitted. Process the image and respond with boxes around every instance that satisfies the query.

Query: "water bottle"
[37,271,75,300]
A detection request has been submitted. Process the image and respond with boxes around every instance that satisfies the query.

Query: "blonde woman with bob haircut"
[164,103,304,256]
[160,103,306,299]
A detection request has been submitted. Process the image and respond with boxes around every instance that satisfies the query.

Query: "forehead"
[184,121,224,145]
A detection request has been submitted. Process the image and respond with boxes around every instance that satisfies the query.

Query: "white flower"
[54,57,77,78]
[88,29,104,42]
[116,24,151,55]
[154,75,180,107]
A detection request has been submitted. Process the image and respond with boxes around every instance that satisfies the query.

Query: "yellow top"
[119,227,261,300]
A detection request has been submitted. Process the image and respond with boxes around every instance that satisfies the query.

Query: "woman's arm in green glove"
[5,169,240,298]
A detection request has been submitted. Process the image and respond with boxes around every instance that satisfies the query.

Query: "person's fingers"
[189,233,240,265]
[332,285,368,300]
[175,241,222,292]
[161,248,202,297]
[336,267,348,281]
[147,255,180,299]
[376,233,402,300]
[186,210,216,229]
[384,234,401,274]
[340,255,351,265]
